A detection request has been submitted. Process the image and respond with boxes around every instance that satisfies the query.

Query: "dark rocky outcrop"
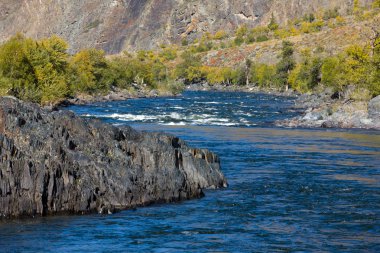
[0,97,227,218]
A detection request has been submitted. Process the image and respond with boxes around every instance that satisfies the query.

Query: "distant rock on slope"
[0,97,227,218]
[0,0,371,53]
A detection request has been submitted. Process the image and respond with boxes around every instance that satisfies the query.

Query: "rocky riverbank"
[0,96,227,218]
[59,86,176,107]
[276,90,380,130]
[186,82,296,96]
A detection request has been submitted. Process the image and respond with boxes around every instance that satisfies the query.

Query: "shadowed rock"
[0,97,227,218]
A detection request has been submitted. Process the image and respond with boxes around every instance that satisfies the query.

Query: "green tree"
[69,49,112,94]
[26,36,69,104]
[288,52,322,93]
[250,64,276,87]
[0,34,38,101]
[276,41,295,90]
[0,34,70,104]
[175,50,202,82]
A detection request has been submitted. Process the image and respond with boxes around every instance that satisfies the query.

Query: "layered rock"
[0,0,372,53]
[0,97,227,218]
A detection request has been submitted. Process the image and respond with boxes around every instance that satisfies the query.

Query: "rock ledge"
[0,97,226,218]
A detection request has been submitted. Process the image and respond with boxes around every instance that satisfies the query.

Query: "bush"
[256,35,269,42]
[268,14,279,31]
[0,34,69,104]
[323,8,339,20]
[250,64,276,87]
[159,47,177,61]
[213,30,228,40]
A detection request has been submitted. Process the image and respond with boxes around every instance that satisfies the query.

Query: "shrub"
[213,30,228,40]
[268,14,279,31]
[323,8,339,20]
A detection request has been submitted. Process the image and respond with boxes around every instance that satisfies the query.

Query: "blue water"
[1,91,379,252]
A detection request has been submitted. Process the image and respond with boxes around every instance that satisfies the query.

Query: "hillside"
[203,14,379,67]
[0,0,373,53]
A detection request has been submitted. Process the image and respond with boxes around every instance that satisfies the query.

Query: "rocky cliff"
[0,0,372,53]
[0,97,227,218]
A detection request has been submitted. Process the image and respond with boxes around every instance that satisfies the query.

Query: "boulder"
[368,95,380,120]
[0,97,227,218]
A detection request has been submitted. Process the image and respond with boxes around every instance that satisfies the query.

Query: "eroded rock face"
[0,0,370,53]
[0,97,226,218]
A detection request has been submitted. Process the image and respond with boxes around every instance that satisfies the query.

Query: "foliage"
[159,46,177,61]
[175,50,202,82]
[288,51,322,93]
[268,14,279,31]
[323,8,339,20]
[321,44,380,97]
[275,41,295,89]
[0,34,69,104]
[300,20,325,33]
[213,30,228,40]
[250,64,276,87]
[374,0,380,8]
[0,35,181,104]
[303,13,316,23]
[69,48,113,94]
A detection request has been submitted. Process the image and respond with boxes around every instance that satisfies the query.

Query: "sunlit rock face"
[0,0,372,53]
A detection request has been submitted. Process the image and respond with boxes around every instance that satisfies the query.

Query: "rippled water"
[1,91,379,252]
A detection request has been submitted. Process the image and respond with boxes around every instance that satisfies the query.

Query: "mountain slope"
[0,0,372,53]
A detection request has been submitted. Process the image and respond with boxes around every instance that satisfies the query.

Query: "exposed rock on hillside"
[0,97,226,218]
[0,0,370,53]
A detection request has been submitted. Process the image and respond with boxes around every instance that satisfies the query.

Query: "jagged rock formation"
[0,0,372,53]
[0,97,227,218]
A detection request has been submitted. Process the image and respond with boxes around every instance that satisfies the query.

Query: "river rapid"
[1,91,379,252]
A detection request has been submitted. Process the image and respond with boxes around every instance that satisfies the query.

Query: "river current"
[1,91,379,252]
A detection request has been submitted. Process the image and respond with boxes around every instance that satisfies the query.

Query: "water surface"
[1,91,379,252]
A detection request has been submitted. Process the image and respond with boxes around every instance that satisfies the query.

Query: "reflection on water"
[1,91,379,252]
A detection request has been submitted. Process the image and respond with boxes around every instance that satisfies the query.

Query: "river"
[1,91,379,252]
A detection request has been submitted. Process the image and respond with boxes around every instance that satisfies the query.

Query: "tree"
[288,51,322,93]
[250,64,276,87]
[268,13,279,31]
[0,34,70,104]
[0,34,38,101]
[69,49,112,94]
[175,50,202,82]
[26,36,69,104]
[276,41,295,90]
